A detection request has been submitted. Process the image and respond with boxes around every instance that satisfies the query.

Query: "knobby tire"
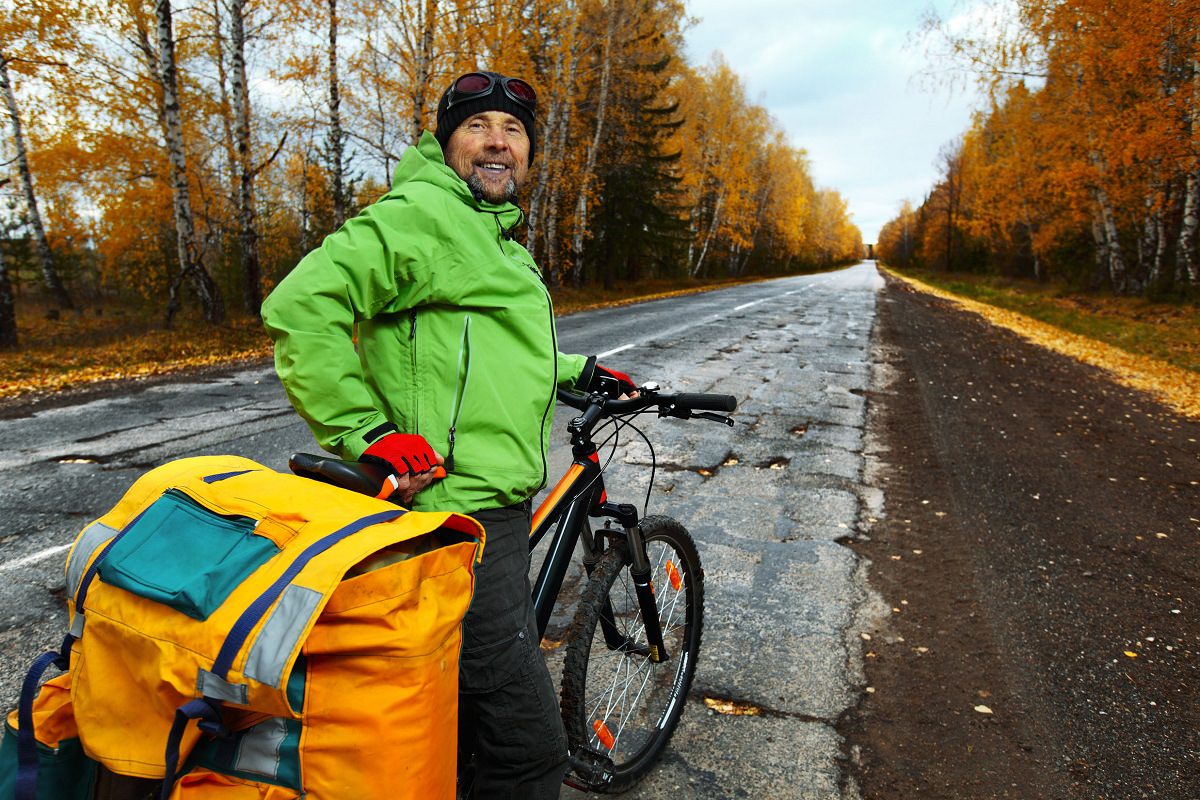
[560,515,704,792]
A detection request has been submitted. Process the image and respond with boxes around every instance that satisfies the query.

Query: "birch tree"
[156,0,224,324]
[0,1,80,310]
[0,194,16,346]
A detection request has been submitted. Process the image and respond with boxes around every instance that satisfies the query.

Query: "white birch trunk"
[0,59,72,310]
[1088,150,1128,292]
[570,2,619,283]
[1179,168,1200,283]
[410,0,438,147]
[690,192,722,277]
[229,0,261,314]
[327,0,348,226]
[1177,41,1200,284]
[0,232,16,347]
[528,2,579,274]
[156,0,224,324]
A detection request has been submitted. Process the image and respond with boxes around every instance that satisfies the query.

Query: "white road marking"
[597,343,635,358]
[579,275,825,358]
[0,542,73,572]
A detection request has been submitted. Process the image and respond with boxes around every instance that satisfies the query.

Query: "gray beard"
[467,173,518,204]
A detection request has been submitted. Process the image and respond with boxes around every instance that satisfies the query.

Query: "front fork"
[592,501,670,664]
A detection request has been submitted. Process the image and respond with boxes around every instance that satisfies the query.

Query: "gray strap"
[197,669,250,705]
[244,585,322,689]
[66,521,117,598]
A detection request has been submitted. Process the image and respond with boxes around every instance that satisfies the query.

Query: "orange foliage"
[892,0,1200,294]
[2,0,863,367]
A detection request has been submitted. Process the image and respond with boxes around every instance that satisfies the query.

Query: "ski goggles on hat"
[444,72,537,115]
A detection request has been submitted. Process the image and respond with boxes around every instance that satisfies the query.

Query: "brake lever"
[657,406,734,427]
[695,412,735,427]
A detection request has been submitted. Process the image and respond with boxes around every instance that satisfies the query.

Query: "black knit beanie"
[435,71,537,161]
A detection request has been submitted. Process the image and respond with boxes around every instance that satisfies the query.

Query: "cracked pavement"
[1,263,885,799]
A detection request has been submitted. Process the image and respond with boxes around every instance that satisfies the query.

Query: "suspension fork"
[595,502,670,663]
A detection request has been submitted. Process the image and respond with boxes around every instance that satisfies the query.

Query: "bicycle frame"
[526,409,670,663]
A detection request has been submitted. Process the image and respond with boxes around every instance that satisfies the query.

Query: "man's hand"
[590,364,639,399]
[360,433,445,504]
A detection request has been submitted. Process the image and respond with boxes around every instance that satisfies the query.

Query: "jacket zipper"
[537,286,557,491]
[445,315,472,471]
[493,214,556,489]
[409,309,420,435]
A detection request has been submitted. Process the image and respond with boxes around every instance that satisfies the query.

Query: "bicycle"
[289,382,737,793]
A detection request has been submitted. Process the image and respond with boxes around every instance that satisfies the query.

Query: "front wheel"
[560,515,704,792]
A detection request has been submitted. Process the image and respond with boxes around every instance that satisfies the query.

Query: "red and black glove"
[585,361,638,398]
[361,432,439,475]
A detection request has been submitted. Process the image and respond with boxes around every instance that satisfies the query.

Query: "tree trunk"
[528,0,580,282]
[156,0,224,325]
[571,1,619,284]
[327,0,348,227]
[1177,40,1199,284]
[410,0,438,147]
[229,0,261,315]
[1088,150,1128,293]
[0,59,73,311]
[211,0,238,205]
[0,240,17,348]
[541,18,581,287]
[690,192,722,278]
[1146,186,1170,291]
[1179,168,1200,283]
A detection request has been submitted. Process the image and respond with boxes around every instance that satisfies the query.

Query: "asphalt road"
[0,263,884,798]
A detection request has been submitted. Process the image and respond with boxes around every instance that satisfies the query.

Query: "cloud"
[685,0,982,240]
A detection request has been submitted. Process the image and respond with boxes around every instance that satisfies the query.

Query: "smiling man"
[262,70,637,799]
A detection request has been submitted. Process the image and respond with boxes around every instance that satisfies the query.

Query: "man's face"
[444,110,530,204]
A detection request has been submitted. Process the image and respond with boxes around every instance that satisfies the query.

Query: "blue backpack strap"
[15,641,71,800]
[159,509,406,798]
[209,509,405,679]
[159,698,223,800]
[14,509,127,800]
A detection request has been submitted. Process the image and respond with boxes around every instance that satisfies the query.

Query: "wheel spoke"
[562,519,704,790]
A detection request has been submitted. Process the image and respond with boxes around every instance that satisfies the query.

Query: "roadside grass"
[888,268,1200,374]
[884,266,1200,419]
[0,274,774,399]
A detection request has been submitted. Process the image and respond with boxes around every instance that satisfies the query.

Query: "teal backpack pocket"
[0,720,97,800]
[98,489,278,620]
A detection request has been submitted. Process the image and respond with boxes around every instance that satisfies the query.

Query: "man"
[262,70,636,798]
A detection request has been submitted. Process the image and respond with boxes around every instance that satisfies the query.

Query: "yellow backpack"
[0,455,483,800]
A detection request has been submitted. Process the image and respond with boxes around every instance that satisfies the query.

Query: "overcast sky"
[683,0,983,242]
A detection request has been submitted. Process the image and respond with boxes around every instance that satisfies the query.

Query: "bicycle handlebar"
[556,386,738,417]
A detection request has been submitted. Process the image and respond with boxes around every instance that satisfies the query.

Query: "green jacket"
[262,132,589,513]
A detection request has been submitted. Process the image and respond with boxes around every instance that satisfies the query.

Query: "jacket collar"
[391,132,525,229]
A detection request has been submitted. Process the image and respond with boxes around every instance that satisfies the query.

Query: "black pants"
[458,505,568,799]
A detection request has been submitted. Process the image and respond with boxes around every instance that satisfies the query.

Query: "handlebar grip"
[672,393,737,412]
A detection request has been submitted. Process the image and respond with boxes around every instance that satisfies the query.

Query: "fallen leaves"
[887,271,1200,420]
[703,697,765,716]
[0,311,272,399]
